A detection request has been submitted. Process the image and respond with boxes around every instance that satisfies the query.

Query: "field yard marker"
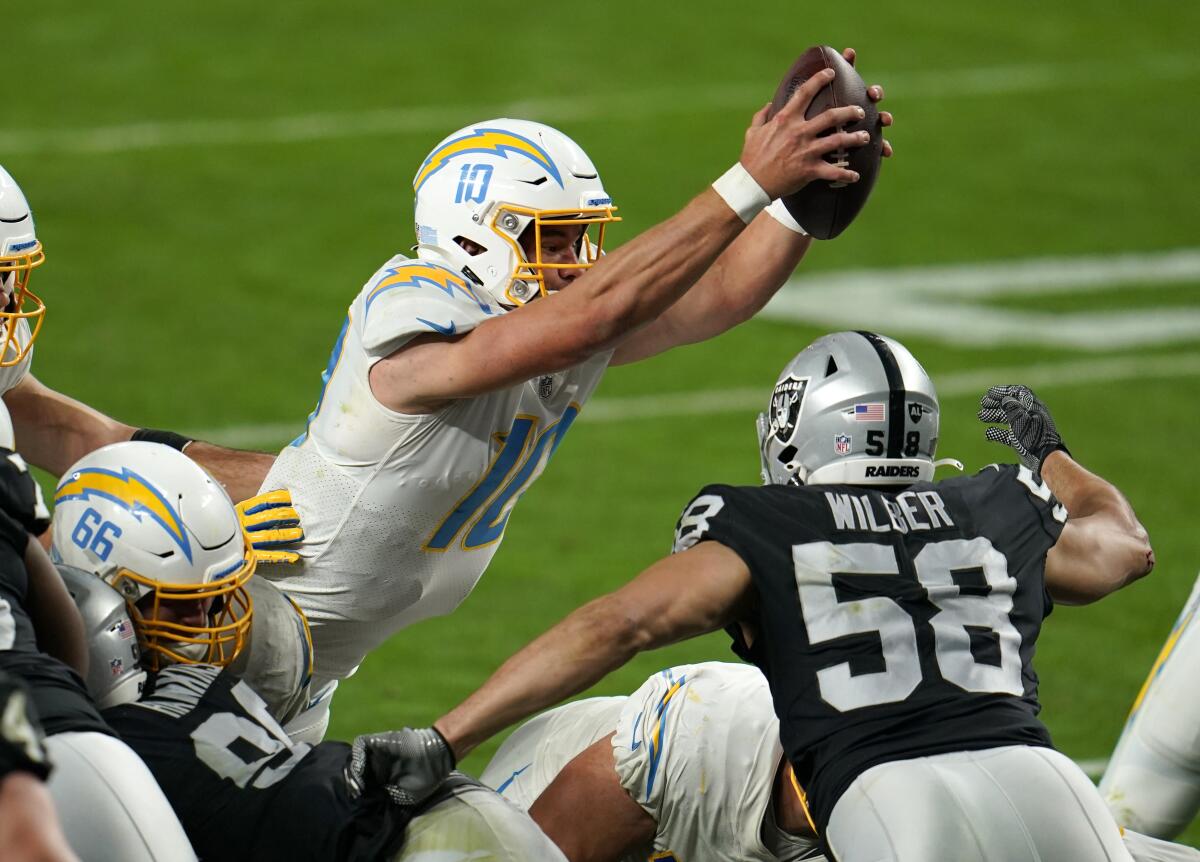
[193,351,1200,447]
[763,249,1200,350]
[4,56,1198,155]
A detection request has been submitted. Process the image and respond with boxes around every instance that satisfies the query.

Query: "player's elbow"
[576,595,656,663]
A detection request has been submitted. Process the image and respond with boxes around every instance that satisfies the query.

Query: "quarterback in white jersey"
[481,662,821,862]
[258,54,896,738]
[1102,571,1200,838]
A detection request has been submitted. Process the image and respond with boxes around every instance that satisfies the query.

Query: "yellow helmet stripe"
[413,127,562,194]
[55,467,192,562]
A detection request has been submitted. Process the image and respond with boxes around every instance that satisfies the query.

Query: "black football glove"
[977,385,1069,472]
[344,727,455,807]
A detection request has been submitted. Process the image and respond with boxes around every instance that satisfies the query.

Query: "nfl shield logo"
[109,658,124,676]
[834,434,852,456]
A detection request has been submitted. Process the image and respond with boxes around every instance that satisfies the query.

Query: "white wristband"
[765,198,809,236]
[712,163,771,224]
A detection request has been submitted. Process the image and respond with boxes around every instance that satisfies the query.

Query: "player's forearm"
[3,377,131,476]
[1042,452,1151,554]
[183,442,274,503]
[434,597,644,761]
[23,538,88,677]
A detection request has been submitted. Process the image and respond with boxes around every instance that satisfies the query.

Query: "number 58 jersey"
[673,464,1068,833]
[260,255,611,686]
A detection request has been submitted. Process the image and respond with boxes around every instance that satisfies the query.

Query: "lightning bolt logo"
[412,127,563,194]
[55,467,192,562]
[364,261,493,317]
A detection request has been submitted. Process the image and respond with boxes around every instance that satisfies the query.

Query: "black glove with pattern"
[344,727,455,807]
[977,385,1069,472]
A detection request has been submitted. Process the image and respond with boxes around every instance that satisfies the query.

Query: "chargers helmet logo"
[412,128,564,195]
[55,467,192,562]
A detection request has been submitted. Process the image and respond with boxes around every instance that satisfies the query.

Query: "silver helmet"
[56,564,146,708]
[757,331,940,486]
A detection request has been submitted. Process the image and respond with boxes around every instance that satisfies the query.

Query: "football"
[769,45,884,239]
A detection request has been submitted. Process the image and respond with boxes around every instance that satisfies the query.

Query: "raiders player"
[54,442,568,862]
[0,670,78,862]
[1101,571,1200,838]
[384,331,1155,861]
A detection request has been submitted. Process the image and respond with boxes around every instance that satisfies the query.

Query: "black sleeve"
[0,671,50,780]
[0,450,48,536]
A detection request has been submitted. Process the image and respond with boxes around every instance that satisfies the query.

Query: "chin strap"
[933,457,965,473]
[787,766,820,838]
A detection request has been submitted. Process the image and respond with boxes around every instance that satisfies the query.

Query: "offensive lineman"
[1101,573,1200,838]
[258,52,894,742]
[480,661,1198,862]
[53,441,570,861]
[396,331,1155,861]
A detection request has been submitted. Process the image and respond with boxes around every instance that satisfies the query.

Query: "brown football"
[769,46,883,239]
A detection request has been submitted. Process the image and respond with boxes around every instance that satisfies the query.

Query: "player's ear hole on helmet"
[825,356,838,377]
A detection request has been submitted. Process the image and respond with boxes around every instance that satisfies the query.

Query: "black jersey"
[0,465,110,738]
[673,464,1066,831]
[0,670,50,781]
[103,664,408,862]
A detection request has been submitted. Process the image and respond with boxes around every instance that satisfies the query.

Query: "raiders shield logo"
[769,375,809,443]
[908,402,924,424]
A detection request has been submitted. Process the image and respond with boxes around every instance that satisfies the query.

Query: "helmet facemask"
[490,205,616,305]
[0,238,45,368]
[113,545,256,672]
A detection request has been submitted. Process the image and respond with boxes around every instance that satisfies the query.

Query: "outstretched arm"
[977,384,1153,604]
[610,49,894,367]
[1041,450,1153,604]
[3,374,274,501]
[434,541,753,762]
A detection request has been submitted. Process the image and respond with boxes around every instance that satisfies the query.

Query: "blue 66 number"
[70,507,123,562]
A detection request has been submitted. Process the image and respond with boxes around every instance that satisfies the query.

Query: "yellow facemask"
[0,241,46,368]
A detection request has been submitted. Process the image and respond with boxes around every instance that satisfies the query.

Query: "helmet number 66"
[69,507,123,562]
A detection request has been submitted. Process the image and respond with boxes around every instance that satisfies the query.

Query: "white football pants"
[1102,571,1200,838]
[45,731,197,862]
[825,745,1132,862]
[396,780,567,862]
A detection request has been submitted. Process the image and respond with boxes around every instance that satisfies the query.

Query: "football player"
[0,670,78,862]
[257,51,893,742]
[1101,571,1200,838]
[0,164,275,504]
[0,412,196,861]
[481,660,1199,862]
[54,441,569,862]
[389,331,1156,861]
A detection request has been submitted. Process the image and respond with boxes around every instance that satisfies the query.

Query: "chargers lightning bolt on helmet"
[51,442,255,672]
[758,331,963,487]
[0,166,45,368]
[412,118,620,308]
[56,564,147,708]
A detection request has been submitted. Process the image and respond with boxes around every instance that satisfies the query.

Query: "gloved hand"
[236,489,304,565]
[977,385,1069,472]
[345,727,455,807]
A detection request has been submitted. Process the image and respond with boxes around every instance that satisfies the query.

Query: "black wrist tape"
[131,428,194,452]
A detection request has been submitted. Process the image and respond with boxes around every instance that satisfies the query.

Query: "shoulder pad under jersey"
[357,255,501,357]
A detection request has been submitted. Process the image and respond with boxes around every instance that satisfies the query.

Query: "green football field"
[17,0,1200,848]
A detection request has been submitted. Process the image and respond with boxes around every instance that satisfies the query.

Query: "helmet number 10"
[70,507,123,562]
[454,164,494,204]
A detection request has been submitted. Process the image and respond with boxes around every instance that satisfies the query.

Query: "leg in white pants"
[45,732,196,862]
[826,746,1134,862]
[396,780,567,862]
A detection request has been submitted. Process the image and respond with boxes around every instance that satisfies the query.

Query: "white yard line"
[192,350,1200,448]
[5,56,1198,155]
[763,249,1200,350]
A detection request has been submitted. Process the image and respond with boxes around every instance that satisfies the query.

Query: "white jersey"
[0,318,33,395]
[481,662,822,862]
[260,255,611,684]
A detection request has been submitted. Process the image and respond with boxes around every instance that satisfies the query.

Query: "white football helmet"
[52,442,254,671]
[758,331,945,486]
[413,118,620,307]
[57,564,147,708]
[0,166,45,368]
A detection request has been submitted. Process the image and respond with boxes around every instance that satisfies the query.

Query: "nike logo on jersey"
[630,711,645,751]
[417,317,457,335]
[495,763,531,795]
